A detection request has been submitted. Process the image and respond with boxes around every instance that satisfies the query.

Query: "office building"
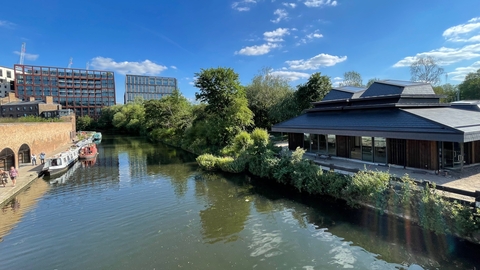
[124,74,177,104]
[0,66,15,98]
[14,64,116,118]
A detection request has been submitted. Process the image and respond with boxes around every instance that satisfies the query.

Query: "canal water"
[1,136,479,269]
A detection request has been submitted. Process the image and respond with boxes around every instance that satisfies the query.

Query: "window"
[0,69,2,76]
[7,71,12,78]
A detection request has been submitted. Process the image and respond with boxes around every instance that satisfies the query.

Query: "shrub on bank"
[194,129,480,239]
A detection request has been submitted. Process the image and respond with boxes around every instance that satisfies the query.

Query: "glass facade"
[14,64,115,118]
[124,74,177,104]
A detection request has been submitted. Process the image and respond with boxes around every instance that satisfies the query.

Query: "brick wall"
[0,120,75,168]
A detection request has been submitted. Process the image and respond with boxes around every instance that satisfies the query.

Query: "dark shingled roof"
[322,86,366,101]
[271,107,480,142]
[272,79,480,142]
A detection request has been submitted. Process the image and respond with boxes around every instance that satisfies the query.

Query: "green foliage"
[217,155,248,173]
[433,83,458,103]
[268,91,299,124]
[459,69,480,100]
[194,67,242,116]
[0,116,62,123]
[245,67,294,129]
[295,72,332,112]
[76,115,92,131]
[346,170,391,206]
[339,71,363,87]
[196,154,219,171]
[221,131,253,157]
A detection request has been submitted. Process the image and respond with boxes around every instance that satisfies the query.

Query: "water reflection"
[196,173,252,244]
[0,136,479,269]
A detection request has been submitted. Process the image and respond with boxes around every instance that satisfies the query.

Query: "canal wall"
[0,121,75,168]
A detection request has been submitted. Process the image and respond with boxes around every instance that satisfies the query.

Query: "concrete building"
[0,93,62,118]
[14,64,116,118]
[0,66,15,98]
[124,74,177,104]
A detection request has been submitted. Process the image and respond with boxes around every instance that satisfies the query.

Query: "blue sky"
[2,0,480,104]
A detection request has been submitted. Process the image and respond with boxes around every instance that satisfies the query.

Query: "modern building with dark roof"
[272,80,480,171]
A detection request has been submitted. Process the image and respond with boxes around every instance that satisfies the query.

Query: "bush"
[196,154,218,171]
[217,155,248,173]
[345,170,391,207]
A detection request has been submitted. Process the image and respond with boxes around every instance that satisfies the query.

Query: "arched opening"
[0,148,15,170]
[18,144,31,164]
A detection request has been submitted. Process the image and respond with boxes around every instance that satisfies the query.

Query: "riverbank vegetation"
[0,116,63,123]
[79,66,480,241]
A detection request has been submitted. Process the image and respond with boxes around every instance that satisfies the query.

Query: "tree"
[458,69,480,100]
[366,78,381,88]
[295,72,332,112]
[76,115,92,131]
[144,89,194,145]
[339,71,363,87]
[433,84,458,103]
[194,67,242,116]
[188,67,253,153]
[410,56,444,86]
[245,67,294,129]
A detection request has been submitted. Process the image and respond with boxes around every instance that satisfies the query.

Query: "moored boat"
[93,132,102,141]
[79,143,98,160]
[41,149,78,177]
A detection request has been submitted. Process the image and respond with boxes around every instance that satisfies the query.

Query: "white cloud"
[235,43,280,55]
[393,43,480,67]
[232,0,257,11]
[90,57,167,75]
[263,28,290,42]
[270,70,310,81]
[282,2,296,8]
[285,53,347,70]
[304,0,337,7]
[13,51,39,61]
[0,20,15,28]
[271,9,288,23]
[443,17,480,42]
[447,60,480,81]
[332,76,343,87]
[170,65,177,69]
[296,30,323,45]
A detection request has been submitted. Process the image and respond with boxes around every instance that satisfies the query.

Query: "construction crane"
[68,57,73,68]
[19,42,26,65]
[86,61,90,70]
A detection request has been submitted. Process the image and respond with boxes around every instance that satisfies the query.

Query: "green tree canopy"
[339,71,363,87]
[194,67,243,116]
[245,67,294,129]
[433,83,458,103]
[459,69,480,100]
[295,72,332,112]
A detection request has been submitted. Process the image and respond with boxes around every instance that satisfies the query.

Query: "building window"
[6,71,11,78]
[0,69,3,77]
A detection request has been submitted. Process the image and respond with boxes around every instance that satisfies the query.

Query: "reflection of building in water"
[128,155,147,178]
[0,180,50,242]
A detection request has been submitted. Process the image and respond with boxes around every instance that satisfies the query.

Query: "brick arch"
[0,147,15,170]
[18,144,31,165]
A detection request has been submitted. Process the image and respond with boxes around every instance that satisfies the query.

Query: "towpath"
[0,141,76,206]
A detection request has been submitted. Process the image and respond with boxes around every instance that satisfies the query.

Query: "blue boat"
[93,132,102,141]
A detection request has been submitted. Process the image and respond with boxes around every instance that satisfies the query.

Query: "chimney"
[8,92,16,102]
[46,96,53,104]
[29,97,35,102]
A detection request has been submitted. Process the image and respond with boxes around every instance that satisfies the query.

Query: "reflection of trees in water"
[147,163,197,197]
[247,177,480,268]
[195,173,252,244]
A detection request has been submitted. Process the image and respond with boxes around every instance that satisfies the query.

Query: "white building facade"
[0,66,14,98]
